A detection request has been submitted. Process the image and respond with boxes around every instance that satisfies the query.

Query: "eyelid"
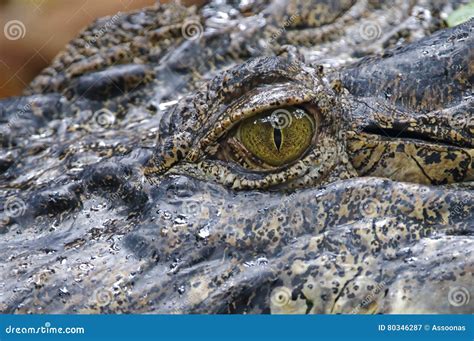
[185,83,317,162]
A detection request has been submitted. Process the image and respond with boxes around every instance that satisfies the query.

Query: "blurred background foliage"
[0,0,162,98]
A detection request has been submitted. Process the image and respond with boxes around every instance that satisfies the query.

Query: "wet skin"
[0,1,472,313]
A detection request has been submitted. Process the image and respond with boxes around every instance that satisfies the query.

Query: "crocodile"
[0,0,473,314]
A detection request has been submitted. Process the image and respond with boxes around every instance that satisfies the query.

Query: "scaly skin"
[0,1,472,314]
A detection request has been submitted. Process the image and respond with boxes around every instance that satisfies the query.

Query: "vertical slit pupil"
[273,128,282,151]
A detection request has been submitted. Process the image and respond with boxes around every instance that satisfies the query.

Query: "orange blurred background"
[0,0,158,98]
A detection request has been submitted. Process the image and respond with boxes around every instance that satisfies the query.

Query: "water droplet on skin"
[90,203,106,211]
[168,264,178,275]
[197,226,210,239]
[174,215,187,225]
[162,211,172,220]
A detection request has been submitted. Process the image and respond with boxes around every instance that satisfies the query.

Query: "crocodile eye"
[231,107,315,168]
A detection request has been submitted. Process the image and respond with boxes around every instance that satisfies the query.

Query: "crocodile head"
[0,1,472,314]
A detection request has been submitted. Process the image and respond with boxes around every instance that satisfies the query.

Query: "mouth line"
[361,125,472,149]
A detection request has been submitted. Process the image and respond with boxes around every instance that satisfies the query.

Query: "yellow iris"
[238,107,315,167]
